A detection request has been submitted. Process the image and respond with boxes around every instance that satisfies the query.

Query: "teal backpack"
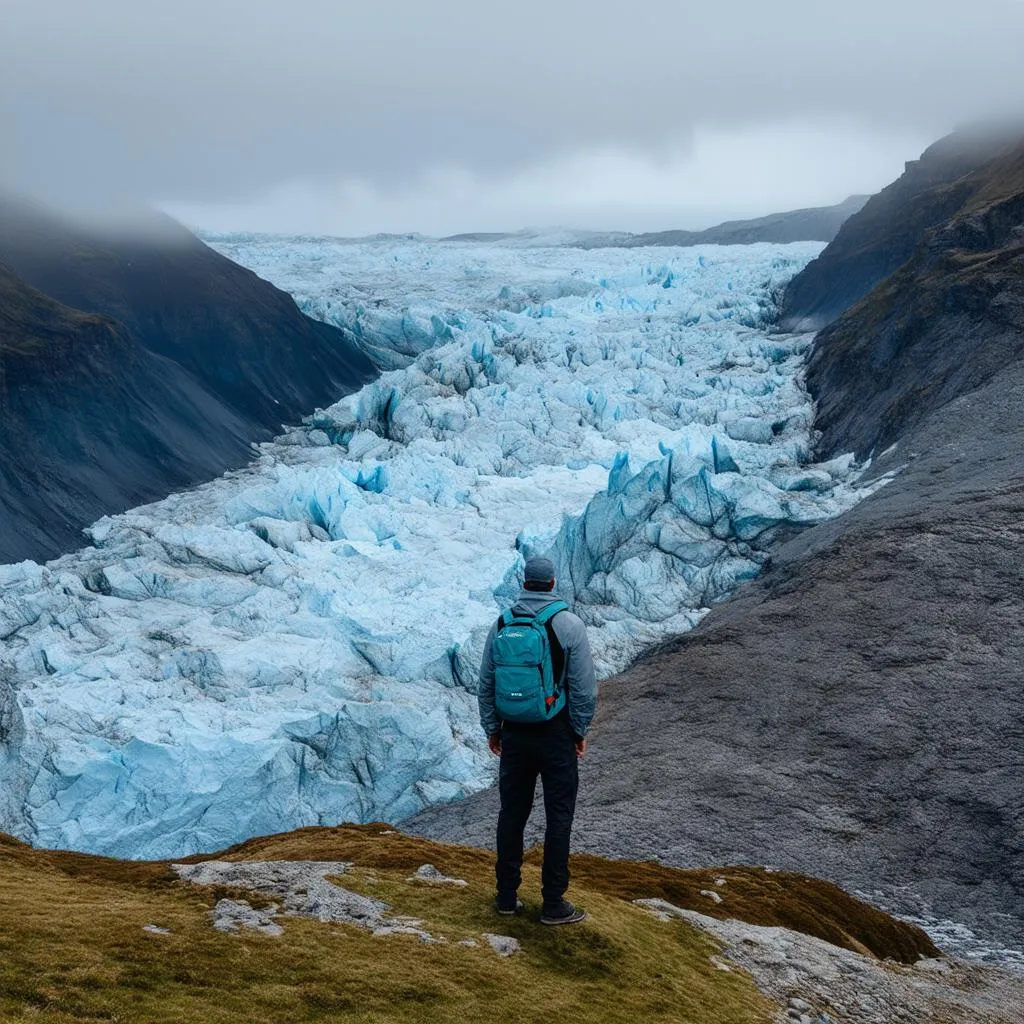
[492,601,569,724]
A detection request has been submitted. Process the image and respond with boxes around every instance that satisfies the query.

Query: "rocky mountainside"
[409,131,1024,960]
[0,262,256,564]
[0,198,375,563]
[777,128,1019,332]
[806,140,1024,459]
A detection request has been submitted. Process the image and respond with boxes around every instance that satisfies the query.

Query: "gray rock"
[211,899,283,937]
[408,863,468,886]
[635,901,1024,1023]
[777,128,1014,333]
[481,933,521,957]
[174,860,433,941]
[571,195,867,252]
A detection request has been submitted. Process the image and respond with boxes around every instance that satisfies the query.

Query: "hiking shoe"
[540,900,587,926]
[494,896,525,916]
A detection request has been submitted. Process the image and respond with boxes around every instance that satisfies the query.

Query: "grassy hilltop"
[0,824,939,1024]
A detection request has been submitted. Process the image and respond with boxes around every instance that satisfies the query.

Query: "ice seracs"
[0,238,879,859]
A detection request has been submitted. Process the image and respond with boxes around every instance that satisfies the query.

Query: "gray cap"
[524,556,556,584]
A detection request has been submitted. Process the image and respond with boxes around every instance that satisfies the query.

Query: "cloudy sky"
[2,0,1023,235]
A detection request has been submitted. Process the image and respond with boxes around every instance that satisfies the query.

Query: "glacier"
[0,238,881,859]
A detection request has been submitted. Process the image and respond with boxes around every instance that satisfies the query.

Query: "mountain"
[0,198,376,563]
[439,196,868,250]
[0,261,255,563]
[581,196,870,250]
[6,822,1021,1024]
[805,138,1024,459]
[409,131,1024,959]
[777,128,1020,332]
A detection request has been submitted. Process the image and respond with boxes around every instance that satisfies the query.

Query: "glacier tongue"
[1,239,878,859]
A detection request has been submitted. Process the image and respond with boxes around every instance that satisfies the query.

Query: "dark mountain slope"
[0,199,375,564]
[806,141,1024,459]
[0,198,375,428]
[0,262,258,562]
[778,129,1018,331]
[409,133,1024,953]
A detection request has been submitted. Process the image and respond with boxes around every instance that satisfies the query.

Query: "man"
[477,556,598,925]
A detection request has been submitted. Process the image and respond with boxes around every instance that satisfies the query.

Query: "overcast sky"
[2,0,1023,235]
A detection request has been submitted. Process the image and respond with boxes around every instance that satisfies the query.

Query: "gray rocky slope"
[408,132,1024,955]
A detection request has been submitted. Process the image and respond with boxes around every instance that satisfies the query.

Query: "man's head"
[523,556,556,592]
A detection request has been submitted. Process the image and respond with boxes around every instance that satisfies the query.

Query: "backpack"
[492,601,569,724]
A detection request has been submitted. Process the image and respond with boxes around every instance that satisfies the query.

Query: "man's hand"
[575,737,588,759]
[488,732,502,757]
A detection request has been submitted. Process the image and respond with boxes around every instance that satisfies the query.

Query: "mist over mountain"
[778,124,1024,333]
[572,196,871,249]
[0,197,375,563]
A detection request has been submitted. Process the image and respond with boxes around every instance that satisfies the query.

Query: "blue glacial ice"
[0,238,882,859]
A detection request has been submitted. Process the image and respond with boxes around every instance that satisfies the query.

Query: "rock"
[212,899,283,937]
[408,863,468,886]
[633,901,1024,1024]
[481,933,521,957]
[699,889,723,904]
[803,134,1024,462]
[142,924,171,935]
[575,195,866,251]
[173,860,433,942]
[633,898,683,923]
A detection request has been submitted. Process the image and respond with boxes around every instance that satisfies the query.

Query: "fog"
[2,0,1023,233]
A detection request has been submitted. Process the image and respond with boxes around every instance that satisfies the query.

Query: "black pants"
[495,718,579,908]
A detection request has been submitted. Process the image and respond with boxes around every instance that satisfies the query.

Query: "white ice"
[0,238,878,859]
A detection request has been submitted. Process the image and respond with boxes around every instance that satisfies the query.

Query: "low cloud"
[2,0,1022,231]
[168,120,933,235]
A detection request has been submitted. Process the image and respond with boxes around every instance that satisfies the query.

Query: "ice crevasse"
[0,239,881,859]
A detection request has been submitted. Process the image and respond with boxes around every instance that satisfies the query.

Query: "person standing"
[477,556,598,925]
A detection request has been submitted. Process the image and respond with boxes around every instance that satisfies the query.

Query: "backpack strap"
[532,600,569,626]
[533,601,569,695]
[497,609,535,630]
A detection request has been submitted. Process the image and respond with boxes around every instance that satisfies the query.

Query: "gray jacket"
[478,589,598,740]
